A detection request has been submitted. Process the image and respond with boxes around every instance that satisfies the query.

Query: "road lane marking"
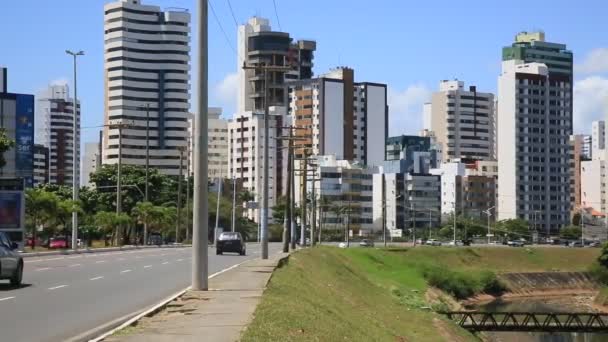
[0,296,15,302]
[28,257,65,263]
[67,256,80,259]
[120,269,132,274]
[69,264,81,267]
[48,285,68,290]
[117,258,125,261]
[96,260,106,264]
[162,261,169,265]
[36,267,50,271]
[90,276,104,281]
[176,258,184,262]
[143,265,152,269]
[135,256,142,259]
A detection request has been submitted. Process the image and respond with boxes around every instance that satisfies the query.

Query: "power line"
[271,0,281,30]
[226,0,239,26]
[208,0,237,55]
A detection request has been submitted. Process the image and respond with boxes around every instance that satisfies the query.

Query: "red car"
[48,237,70,249]
[25,237,43,247]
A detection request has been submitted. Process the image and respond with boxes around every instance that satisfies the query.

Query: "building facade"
[429,80,495,161]
[237,17,316,113]
[228,108,289,222]
[82,142,101,187]
[0,67,35,186]
[300,155,376,237]
[497,59,572,234]
[583,135,592,160]
[103,0,191,176]
[33,144,49,186]
[592,121,605,160]
[207,108,229,179]
[569,135,584,214]
[581,159,606,214]
[35,84,81,186]
[286,67,388,166]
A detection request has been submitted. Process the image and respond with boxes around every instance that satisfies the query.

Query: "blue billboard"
[0,192,22,229]
[15,94,34,187]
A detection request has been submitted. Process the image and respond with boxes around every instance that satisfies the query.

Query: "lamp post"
[483,206,495,244]
[66,49,84,250]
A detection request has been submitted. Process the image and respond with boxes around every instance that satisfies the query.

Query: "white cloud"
[575,48,608,75]
[573,76,608,133]
[387,84,431,136]
[211,72,238,115]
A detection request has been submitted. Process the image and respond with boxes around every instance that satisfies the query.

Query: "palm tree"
[55,199,81,245]
[94,211,131,246]
[132,201,156,245]
[25,188,58,249]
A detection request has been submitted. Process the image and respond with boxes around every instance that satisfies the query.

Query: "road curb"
[82,258,255,342]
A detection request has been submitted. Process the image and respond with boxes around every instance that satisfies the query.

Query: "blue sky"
[2,0,608,145]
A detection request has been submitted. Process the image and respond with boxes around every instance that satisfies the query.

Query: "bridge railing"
[442,311,608,333]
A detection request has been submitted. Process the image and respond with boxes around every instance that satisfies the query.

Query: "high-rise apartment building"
[35,84,81,186]
[569,135,584,213]
[103,0,190,176]
[582,135,592,160]
[497,60,572,234]
[33,144,49,186]
[228,108,289,222]
[592,121,605,160]
[82,142,101,187]
[429,80,495,161]
[286,67,388,166]
[207,108,229,179]
[237,17,316,113]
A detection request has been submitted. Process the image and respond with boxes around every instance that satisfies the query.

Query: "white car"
[0,232,23,286]
[425,239,442,246]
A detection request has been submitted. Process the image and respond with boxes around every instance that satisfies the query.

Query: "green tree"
[598,243,608,268]
[94,211,131,246]
[495,219,530,241]
[0,128,15,169]
[560,226,582,240]
[572,212,582,226]
[25,188,58,249]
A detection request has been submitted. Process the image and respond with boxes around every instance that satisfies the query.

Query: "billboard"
[15,94,34,187]
[0,192,22,229]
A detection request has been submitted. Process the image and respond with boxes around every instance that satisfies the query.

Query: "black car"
[0,232,23,286]
[216,232,246,255]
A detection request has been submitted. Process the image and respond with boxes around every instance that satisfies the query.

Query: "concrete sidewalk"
[104,252,288,342]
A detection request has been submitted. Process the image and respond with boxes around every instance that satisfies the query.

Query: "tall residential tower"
[103,0,190,176]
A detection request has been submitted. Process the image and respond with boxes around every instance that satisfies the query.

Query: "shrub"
[479,271,506,295]
[421,266,504,300]
[589,262,608,285]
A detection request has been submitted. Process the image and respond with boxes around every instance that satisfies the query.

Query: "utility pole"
[483,206,495,244]
[382,174,387,247]
[346,195,351,248]
[411,203,416,247]
[290,142,296,250]
[428,208,432,239]
[214,171,222,245]
[192,0,209,291]
[176,146,184,243]
[581,208,585,246]
[301,151,308,246]
[144,103,150,245]
[66,49,84,250]
[114,121,130,245]
[231,176,236,232]
[282,128,292,253]
[185,138,191,242]
[453,178,457,245]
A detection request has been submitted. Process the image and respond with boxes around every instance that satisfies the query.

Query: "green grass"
[241,246,599,342]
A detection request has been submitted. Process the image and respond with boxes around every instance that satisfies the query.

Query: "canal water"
[477,296,608,341]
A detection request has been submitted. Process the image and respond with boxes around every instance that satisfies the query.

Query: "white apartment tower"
[497,60,572,234]
[592,121,605,160]
[228,108,289,222]
[430,80,495,161]
[103,0,190,176]
[35,84,81,186]
[286,67,388,166]
[188,108,229,179]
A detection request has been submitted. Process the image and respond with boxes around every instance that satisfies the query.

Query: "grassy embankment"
[242,246,599,342]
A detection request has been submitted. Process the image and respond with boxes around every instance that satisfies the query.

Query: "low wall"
[498,272,599,296]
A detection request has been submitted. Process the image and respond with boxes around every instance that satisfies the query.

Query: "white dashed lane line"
[143,265,152,269]
[162,262,169,265]
[36,267,50,271]
[120,270,132,274]
[176,259,184,262]
[90,276,104,281]
[0,296,15,302]
[48,285,68,290]
[95,260,106,264]
[69,264,81,267]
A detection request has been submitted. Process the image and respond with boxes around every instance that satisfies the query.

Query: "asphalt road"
[0,243,283,342]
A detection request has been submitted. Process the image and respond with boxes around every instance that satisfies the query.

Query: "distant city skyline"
[1,0,607,147]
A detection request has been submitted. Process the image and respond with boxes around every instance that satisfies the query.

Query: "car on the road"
[507,240,525,247]
[48,237,70,249]
[0,232,23,286]
[359,239,374,247]
[216,232,246,255]
[569,241,583,248]
[425,239,442,246]
[338,242,347,248]
[588,241,601,248]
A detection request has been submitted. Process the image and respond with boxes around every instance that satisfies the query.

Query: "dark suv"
[0,232,23,286]
[216,232,246,255]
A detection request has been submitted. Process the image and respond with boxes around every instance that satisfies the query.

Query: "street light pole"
[214,171,222,245]
[144,103,150,245]
[282,130,292,253]
[484,206,495,244]
[192,0,209,291]
[232,176,236,232]
[66,49,84,250]
[382,174,386,247]
[176,147,184,243]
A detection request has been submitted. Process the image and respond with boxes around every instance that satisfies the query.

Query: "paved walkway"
[105,252,288,342]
